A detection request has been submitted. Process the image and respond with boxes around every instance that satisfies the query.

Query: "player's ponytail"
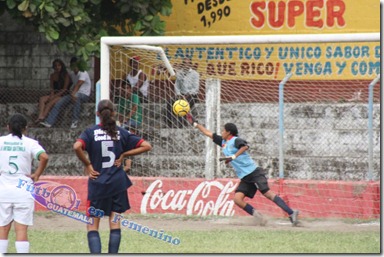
[8,113,27,139]
[97,99,118,140]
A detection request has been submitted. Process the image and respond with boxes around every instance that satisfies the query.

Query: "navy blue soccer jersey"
[77,124,144,200]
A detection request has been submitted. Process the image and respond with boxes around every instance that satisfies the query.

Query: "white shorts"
[0,202,34,226]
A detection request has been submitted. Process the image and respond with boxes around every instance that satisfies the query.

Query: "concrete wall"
[0,102,380,181]
[0,12,94,94]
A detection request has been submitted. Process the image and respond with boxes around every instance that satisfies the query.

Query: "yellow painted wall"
[163,0,380,36]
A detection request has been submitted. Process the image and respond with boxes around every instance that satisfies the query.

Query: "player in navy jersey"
[187,115,299,226]
[73,99,152,253]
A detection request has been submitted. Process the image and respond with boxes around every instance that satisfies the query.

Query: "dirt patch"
[31,213,379,233]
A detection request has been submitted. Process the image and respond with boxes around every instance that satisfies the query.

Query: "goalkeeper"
[186,114,299,226]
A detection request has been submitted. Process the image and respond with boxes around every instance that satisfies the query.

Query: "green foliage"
[0,0,172,62]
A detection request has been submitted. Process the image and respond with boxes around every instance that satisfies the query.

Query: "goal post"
[100,33,379,100]
[99,33,380,219]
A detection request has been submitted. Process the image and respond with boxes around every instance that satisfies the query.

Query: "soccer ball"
[172,99,190,117]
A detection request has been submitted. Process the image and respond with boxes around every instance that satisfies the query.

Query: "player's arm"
[115,140,152,167]
[30,152,49,182]
[186,114,213,138]
[73,140,100,179]
[119,140,152,159]
[233,145,249,158]
[195,123,213,138]
[220,139,250,162]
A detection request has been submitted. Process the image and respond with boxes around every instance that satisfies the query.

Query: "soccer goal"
[100,33,380,218]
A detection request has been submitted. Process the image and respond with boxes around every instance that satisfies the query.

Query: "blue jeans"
[46,93,90,125]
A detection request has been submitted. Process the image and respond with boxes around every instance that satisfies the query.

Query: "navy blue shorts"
[86,190,130,217]
[235,167,270,198]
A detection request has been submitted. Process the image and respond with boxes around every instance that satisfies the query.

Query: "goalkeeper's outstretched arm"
[186,114,213,138]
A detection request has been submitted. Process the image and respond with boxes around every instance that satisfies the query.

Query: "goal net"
[100,34,380,219]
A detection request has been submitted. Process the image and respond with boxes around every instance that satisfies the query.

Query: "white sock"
[0,239,8,253]
[15,241,30,253]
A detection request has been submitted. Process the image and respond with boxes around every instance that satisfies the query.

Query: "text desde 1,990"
[185,0,231,28]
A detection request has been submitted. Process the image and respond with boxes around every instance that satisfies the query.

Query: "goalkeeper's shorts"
[235,168,270,198]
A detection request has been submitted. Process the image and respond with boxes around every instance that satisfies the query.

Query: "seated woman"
[35,59,71,124]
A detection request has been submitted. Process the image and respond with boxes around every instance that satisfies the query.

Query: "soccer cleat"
[40,121,52,128]
[289,210,299,226]
[70,121,78,129]
[252,210,268,226]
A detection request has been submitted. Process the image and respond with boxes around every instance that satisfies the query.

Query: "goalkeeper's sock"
[243,203,254,215]
[87,230,102,253]
[273,195,293,215]
[0,239,8,253]
[108,229,121,253]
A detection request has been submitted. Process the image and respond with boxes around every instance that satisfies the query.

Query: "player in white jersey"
[0,114,49,253]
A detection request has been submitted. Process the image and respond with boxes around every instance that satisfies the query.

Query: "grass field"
[4,212,380,254]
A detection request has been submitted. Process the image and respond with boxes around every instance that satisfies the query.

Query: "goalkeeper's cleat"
[289,210,299,226]
[252,210,268,226]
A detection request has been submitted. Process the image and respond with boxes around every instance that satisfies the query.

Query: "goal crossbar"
[100,33,380,100]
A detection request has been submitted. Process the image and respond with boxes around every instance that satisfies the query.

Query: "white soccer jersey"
[0,134,46,203]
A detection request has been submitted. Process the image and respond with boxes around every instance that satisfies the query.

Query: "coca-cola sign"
[140,179,238,216]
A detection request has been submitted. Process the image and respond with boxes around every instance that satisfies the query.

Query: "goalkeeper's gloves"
[186,113,198,127]
[226,155,236,164]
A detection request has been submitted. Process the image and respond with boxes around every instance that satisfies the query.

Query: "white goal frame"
[100,33,380,101]
[100,33,380,179]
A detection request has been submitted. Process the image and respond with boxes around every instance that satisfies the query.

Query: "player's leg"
[254,168,299,226]
[87,218,102,253]
[13,202,34,253]
[0,223,11,253]
[108,212,122,254]
[86,199,103,253]
[14,222,29,253]
[107,190,130,254]
[0,202,14,253]
[234,184,267,226]
[234,181,257,214]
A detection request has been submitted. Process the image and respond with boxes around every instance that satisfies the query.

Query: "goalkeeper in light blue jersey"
[187,114,299,226]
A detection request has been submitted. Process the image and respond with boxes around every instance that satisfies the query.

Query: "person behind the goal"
[186,114,299,226]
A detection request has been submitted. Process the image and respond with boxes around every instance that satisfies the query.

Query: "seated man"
[40,57,92,129]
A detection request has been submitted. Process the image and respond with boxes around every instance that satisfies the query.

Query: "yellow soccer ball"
[172,99,190,117]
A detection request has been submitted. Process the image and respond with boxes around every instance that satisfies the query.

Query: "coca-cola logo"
[140,180,237,216]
